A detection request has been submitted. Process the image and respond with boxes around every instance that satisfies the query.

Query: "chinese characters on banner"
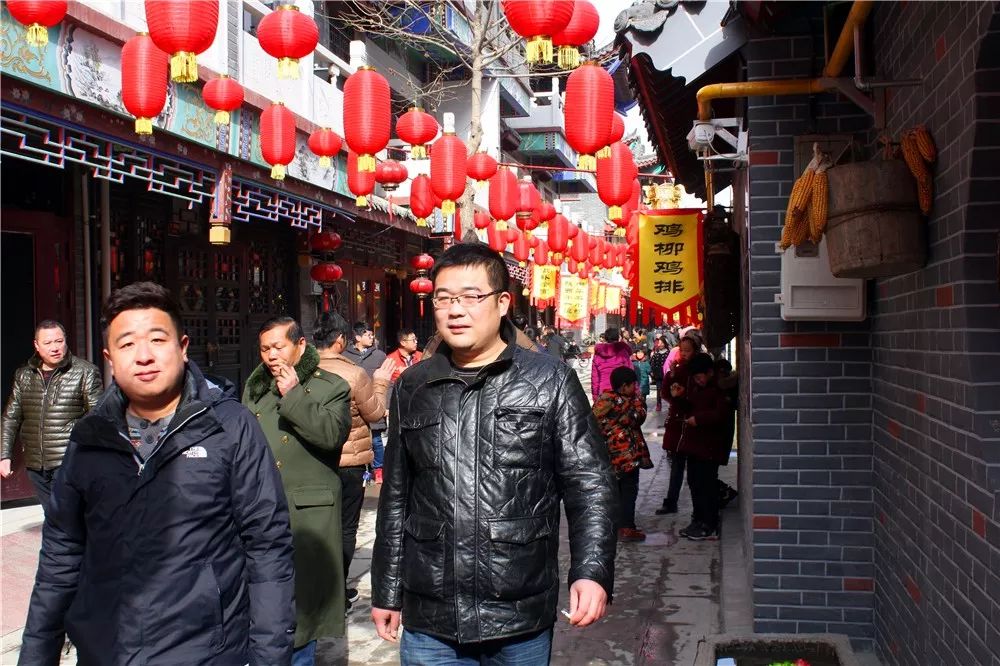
[558,275,589,327]
[605,286,622,314]
[531,265,558,309]
[589,279,600,314]
[633,209,704,326]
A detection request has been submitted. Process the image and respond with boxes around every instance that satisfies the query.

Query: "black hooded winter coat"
[18,362,295,666]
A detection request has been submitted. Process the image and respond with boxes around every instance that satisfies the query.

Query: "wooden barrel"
[824,160,926,278]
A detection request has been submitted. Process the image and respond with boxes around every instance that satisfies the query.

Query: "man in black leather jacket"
[371,243,617,664]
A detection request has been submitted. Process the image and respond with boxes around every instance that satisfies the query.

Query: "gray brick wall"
[868,3,1000,665]
[742,13,877,648]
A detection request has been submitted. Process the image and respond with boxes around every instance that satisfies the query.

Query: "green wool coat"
[242,344,352,647]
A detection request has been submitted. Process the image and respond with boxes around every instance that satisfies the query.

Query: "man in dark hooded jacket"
[18,282,295,666]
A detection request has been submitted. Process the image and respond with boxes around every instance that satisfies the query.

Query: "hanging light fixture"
[343,41,390,172]
[429,112,467,217]
[144,0,219,83]
[501,0,575,65]
[308,128,343,168]
[260,102,296,180]
[564,61,614,170]
[202,75,244,125]
[256,4,319,79]
[6,0,67,47]
[121,33,169,135]
[395,106,439,160]
[552,0,599,70]
[488,166,518,232]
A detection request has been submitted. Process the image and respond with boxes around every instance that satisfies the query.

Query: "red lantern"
[534,201,556,226]
[597,141,637,222]
[602,244,617,270]
[343,41,390,172]
[396,107,439,159]
[310,261,344,286]
[515,176,540,222]
[409,174,436,227]
[202,75,243,125]
[569,228,589,269]
[257,4,318,79]
[564,61,614,170]
[7,0,67,46]
[547,211,570,253]
[409,276,434,316]
[310,230,342,255]
[597,112,626,158]
[467,151,499,186]
[144,0,219,82]
[489,167,518,231]
[347,151,375,207]
[121,33,169,136]
[410,253,435,274]
[486,223,508,254]
[533,239,550,266]
[260,103,295,180]
[552,0,599,70]
[512,230,530,266]
[429,113,467,217]
[308,128,342,168]
[375,160,408,192]
[501,0,575,65]
[474,211,492,230]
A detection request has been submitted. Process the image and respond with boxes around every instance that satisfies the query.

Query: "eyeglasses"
[431,290,503,310]
[400,337,417,343]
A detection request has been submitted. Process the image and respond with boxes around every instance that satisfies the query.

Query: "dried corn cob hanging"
[900,126,936,215]
[779,152,818,250]
[808,156,832,244]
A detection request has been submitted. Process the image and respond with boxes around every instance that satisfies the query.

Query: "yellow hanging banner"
[531,265,558,305]
[558,274,589,324]
[635,209,703,323]
[606,286,622,314]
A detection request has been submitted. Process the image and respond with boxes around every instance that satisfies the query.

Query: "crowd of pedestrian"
[0,243,738,665]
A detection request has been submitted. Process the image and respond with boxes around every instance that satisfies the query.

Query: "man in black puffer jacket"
[371,243,617,664]
[18,283,295,666]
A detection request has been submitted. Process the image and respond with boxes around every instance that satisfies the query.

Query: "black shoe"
[719,486,738,509]
[683,523,719,541]
[347,587,360,604]
[678,522,697,538]
[655,504,678,515]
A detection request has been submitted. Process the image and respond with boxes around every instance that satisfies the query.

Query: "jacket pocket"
[401,413,441,471]
[487,516,553,600]
[402,514,446,600]
[292,485,337,508]
[492,407,546,469]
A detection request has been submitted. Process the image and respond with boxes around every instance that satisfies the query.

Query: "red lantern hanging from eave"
[396,107,439,160]
[598,112,626,158]
[467,151,499,187]
[501,0,575,65]
[375,160,408,192]
[474,210,492,230]
[409,174,436,227]
[202,75,244,125]
[564,61,614,170]
[409,276,434,316]
[489,166,518,231]
[347,151,375,207]
[597,141,638,222]
[308,128,342,168]
[144,0,219,83]
[410,253,435,274]
[429,113,467,217]
[552,0,599,70]
[343,41,390,173]
[260,103,296,180]
[310,261,343,286]
[6,0,67,47]
[121,33,169,136]
[257,4,319,79]
[310,230,342,255]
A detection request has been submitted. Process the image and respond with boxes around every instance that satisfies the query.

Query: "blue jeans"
[400,628,553,666]
[291,640,316,666]
[372,430,385,469]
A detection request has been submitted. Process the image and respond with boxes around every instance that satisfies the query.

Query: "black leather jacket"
[372,320,617,643]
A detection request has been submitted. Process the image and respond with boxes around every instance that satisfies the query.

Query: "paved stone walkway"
[1,381,732,665]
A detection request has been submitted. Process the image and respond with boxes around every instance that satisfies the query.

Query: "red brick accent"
[879,511,887,525]
[935,285,954,307]
[750,150,780,166]
[915,393,926,413]
[972,509,987,538]
[887,420,902,439]
[779,333,841,348]
[935,36,946,62]
[753,515,780,530]
[844,577,874,592]
[905,575,921,604]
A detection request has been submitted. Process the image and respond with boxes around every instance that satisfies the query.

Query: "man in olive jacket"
[1,320,103,512]
[243,316,352,666]
[371,244,617,664]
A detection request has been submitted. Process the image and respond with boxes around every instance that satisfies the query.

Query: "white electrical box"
[775,238,866,321]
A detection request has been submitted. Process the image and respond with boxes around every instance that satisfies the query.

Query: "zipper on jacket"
[36,367,49,471]
[129,407,208,476]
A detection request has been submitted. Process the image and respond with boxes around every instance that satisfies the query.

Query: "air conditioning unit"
[774,238,865,321]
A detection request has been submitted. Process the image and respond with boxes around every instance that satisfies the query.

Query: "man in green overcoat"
[243,316,352,666]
